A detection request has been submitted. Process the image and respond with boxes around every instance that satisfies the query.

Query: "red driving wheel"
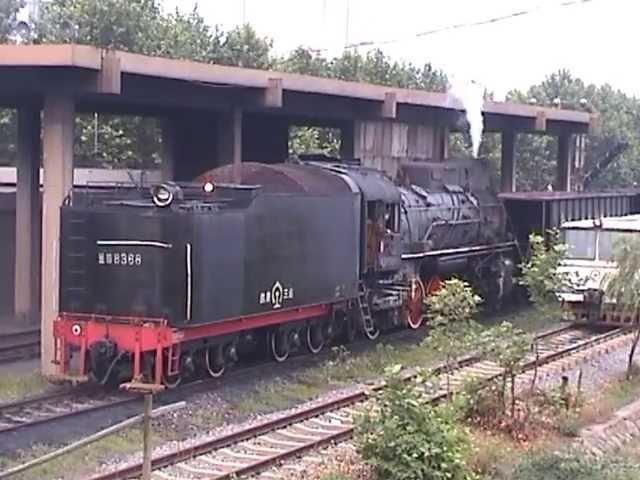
[407,277,426,329]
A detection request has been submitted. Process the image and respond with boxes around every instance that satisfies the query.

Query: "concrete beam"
[14,107,41,323]
[263,78,283,108]
[41,96,74,376]
[501,131,517,193]
[97,51,122,94]
[535,110,547,132]
[556,134,572,191]
[381,92,397,119]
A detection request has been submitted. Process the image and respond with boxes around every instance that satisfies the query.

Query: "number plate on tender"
[98,251,143,266]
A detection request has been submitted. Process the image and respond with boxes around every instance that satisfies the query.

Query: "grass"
[570,368,640,429]
[0,371,50,403]
[226,305,560,418]
[0,427,148,480]
[481,302,564,333]
[319,474,351,480]
[228,342,442,417]
[491,448,640,480]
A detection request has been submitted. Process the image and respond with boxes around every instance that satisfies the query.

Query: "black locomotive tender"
[54,158,516,386]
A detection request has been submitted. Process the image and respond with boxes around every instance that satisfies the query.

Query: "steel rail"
[89,323,606,480]
[0,324,426,444]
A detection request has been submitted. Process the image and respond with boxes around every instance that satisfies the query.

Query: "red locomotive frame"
[53,302,331,385]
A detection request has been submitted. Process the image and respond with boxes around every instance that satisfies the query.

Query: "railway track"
[89,323,628,480]
[0,329,40,364]
[0,387,139,436]
[0,325,427,446]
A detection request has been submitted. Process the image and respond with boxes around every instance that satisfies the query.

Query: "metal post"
[142,393,153,480]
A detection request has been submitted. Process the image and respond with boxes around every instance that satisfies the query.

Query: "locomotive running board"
[401,241,515,260]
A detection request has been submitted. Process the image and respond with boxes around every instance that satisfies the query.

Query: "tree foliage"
[519,232,568,307]
[0,0,24,42]
[507,70,640,191]
[422,279,482,395]
[356,367,476,480]
[479,322,532,417]
[604,235,640,379]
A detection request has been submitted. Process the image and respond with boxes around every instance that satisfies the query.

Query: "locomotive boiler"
[53,158,515,387]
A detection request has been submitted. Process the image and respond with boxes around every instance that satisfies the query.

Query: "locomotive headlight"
[151,184,173,207]
[203,181,215,193]
[150,182,182,208]
[71,324,82,336]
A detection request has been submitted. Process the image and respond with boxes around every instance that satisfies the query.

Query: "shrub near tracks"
[356,367,476,480]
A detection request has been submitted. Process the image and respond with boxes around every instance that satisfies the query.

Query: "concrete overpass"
[0,44,593,374]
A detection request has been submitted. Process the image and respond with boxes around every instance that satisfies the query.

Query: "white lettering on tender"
[97,251,142,266]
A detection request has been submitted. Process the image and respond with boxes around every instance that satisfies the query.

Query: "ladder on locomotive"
[63,214,89,300]
[357,281,376,334]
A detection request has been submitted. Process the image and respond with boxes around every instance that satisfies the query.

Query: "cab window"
[563,229,596,260]
[598,230,632,261]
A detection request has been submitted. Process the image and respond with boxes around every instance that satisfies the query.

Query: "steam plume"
[447,77,485,157]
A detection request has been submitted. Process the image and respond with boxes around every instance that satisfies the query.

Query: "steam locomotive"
[53,158,515,387]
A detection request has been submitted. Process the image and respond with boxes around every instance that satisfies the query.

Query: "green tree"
[356,367,476,480]
[0,109,16,165]
[37,0,164,54]
[156,6,223,62]
[277,46,330,76]
[519,232,568,308]
[217,24,273,69]
[507,70,640,191]
[0,0,25,42]
[422,279,482,395]
[289,126,340,158]
[604,236,640,379]
[480,322,531,417]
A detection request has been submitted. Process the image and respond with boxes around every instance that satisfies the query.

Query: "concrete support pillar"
[339,122,355,159]
[14,107,42,324]
[217,108,243,182]
[500,130,516,193]
[556,134,572,192]
[41,96,74,375]
[160,118,176,181]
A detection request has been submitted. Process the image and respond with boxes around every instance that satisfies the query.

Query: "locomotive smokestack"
[447,76,485,158]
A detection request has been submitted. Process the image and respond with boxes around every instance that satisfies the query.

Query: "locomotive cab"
[364,200,402,273]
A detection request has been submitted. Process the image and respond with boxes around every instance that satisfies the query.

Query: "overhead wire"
[345,0,594,49]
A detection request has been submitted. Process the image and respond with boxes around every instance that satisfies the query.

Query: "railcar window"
[598,231,632,261]
[563,229,596,260]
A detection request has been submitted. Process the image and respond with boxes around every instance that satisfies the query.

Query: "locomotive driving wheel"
[406,277,426,329]
[306,322,325,354]
[270,329,290,362]
[204,345,226,378]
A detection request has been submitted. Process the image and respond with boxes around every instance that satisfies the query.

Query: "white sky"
[161,0,638,100]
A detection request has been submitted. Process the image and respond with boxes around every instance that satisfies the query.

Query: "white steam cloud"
[447,77,485,158]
